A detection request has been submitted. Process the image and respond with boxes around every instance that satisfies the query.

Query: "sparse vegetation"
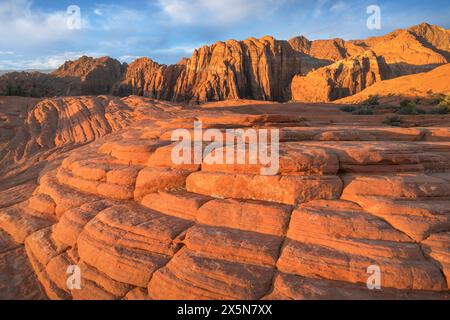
[362,94,380,106]
[340,105,358,113]
[396,99,426,115]
[430,105,450,114]
[428,94,450,114]
[5,84,26,96]
[429,93,448,105]
[352,108,374,115]
[383,115,402,127]
[339,95,383,115]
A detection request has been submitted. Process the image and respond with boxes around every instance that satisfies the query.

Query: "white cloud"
[0,51,15,55]
[118,55,141,63]
[158,0,284,25]
[91,4,146,31]
[0,52,104,70]
[0,0,87,49]
[152,44,203,55]
[313,0,328,17]
[330,1,346,12]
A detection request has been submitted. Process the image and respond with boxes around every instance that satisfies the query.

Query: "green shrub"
[383,116,402,127]
[340,105,357,113]
[430,106,450,114]
[362,94,380,106]
[430,93,447,106]
[397,99,420,115]
[439,96,450,107]
[5,84,26,96]
[352,108,374,115]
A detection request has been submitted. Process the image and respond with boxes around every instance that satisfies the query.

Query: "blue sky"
[0,0,449,70]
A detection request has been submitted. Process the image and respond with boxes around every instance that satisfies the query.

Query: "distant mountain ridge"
[0,69,53,76]
[0,23,449,102]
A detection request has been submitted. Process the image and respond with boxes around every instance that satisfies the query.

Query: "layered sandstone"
[1,96,449,300]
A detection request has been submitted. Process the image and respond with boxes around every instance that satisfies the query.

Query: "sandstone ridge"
[1,23,449,103]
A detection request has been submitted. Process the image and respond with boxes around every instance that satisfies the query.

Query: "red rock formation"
[1,96,450,300]
[171,36,302,102]
[337,63,450,104]
[0,56,126,97]
[52,56,126,95]
[351,25,449,76]
[0,72,76,97]
[291,51,391,102]
[409,23,450,61]
[1,23,449,103]
[113,57,183,99]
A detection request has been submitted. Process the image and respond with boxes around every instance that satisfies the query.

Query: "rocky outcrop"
[0,56,126,97]
[0,72,76,97]
[171,36,302,102]
[288,37,366,74]
[352,25,449,76]
[409,23,450,62]
[337,63,450,104]
[291,51,391,102]
[0,95,181,190]
[52,56,126,95]
[113,58,184,99]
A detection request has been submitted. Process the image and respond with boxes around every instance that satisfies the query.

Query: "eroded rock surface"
[0,96,449,300]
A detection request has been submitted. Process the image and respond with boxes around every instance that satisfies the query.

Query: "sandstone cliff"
[113,57,184,100]
[171,36,302,102]
[350,23,449,77]
[1,23,449,103]
[291,51,391,102]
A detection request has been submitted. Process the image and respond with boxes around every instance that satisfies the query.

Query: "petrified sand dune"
[337,63,450,103]
[0,95,449,300]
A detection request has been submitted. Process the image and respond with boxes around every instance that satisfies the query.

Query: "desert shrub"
[397,99,420,115]
[430,93,447,106]
[430,105,450,114]
[417,108,427,114]
[340,105,357,113]
[5,84,26,96]
[383,116,402,127]
[362,94,380,106]
[439,96,450,107]
[352,108,374,115]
